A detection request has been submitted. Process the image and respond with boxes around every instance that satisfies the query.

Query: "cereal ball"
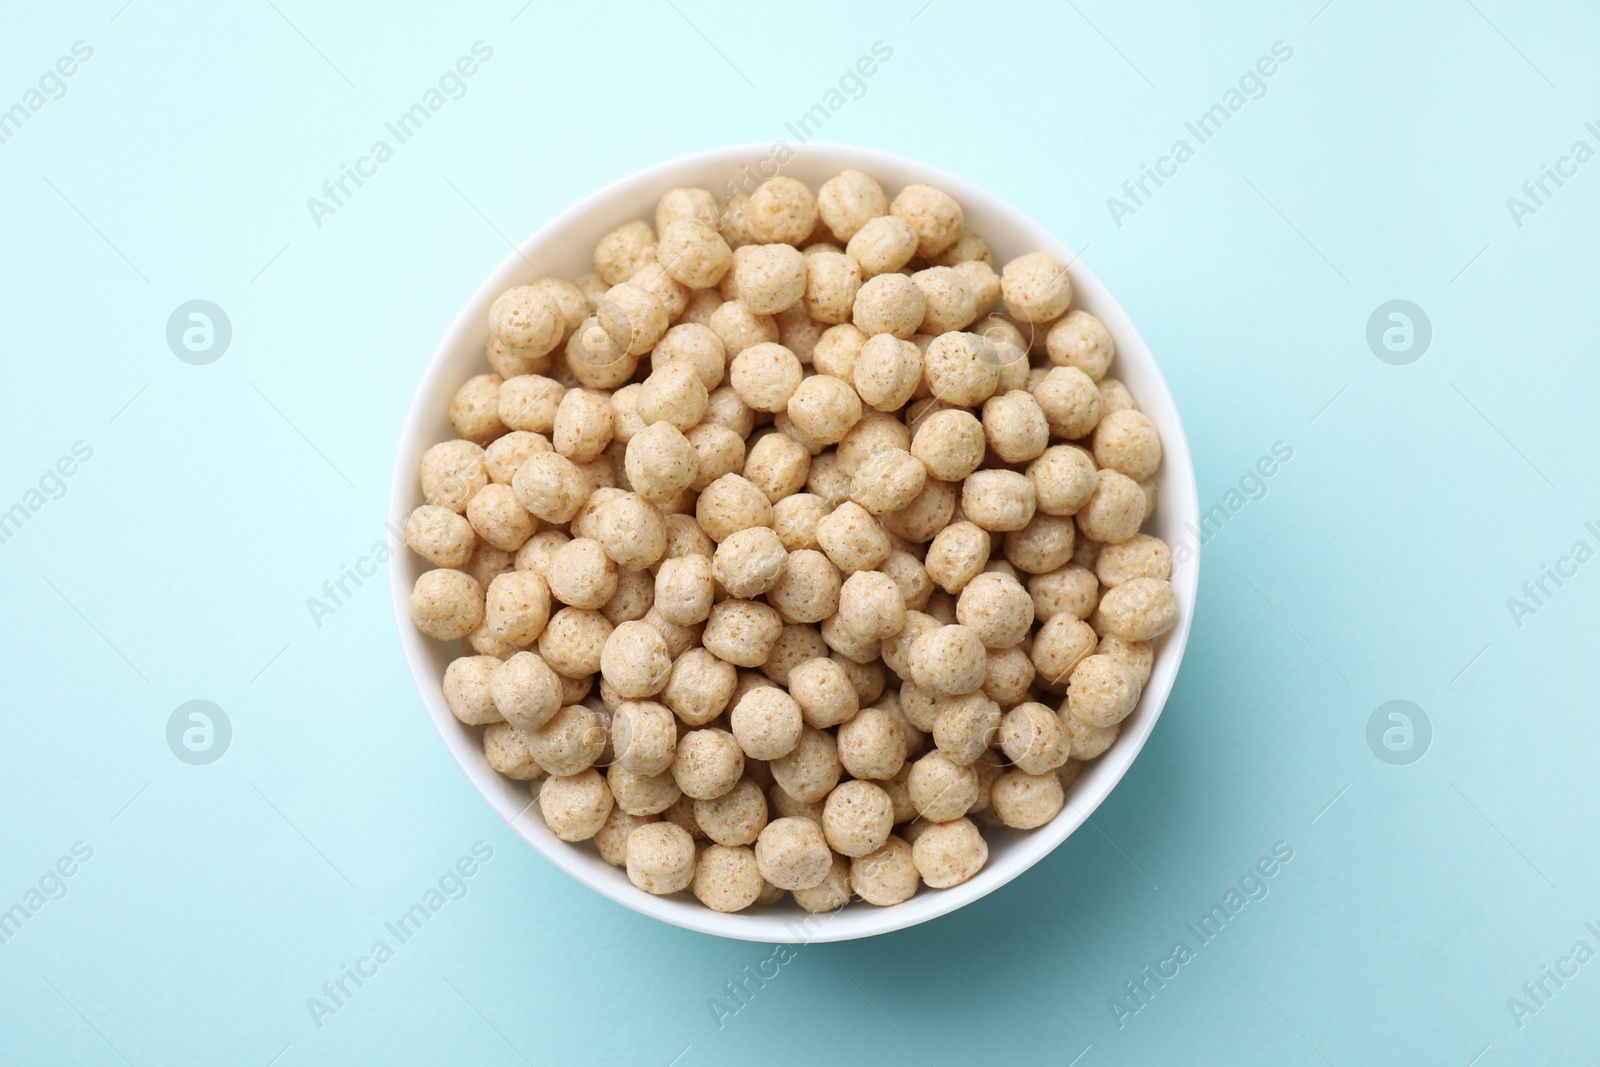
[410,569,484,641]
[998,701,1070,775]
[1000,251,1073,324]
[681,423,744,493]
[767,495,825,552]
[593,492,668,571]
[673,728,745,801]
[908,624,989,696]
[702,599,784,667]
[776,303,824,367]
[708,300,779,359]
[463,483,534,553]
[879,479,957,545]
[1092,409,1162,481]
[656,219,733,289]
[609,765,682,818]
[601,282,669,357]
[850,836,918,905]
[464,544,516,591]
[783,657,855,729]
[536,606,611,677]
[806,451,853,508]
[486,334,549,380]
[849,335,920,413]
[791,854,851,913]
[852,273,926,339]
[628,260,688,321]
[1029,566,1099,621]
[817,169,888,241]
[730,243,807,315]
[694,777,768,847]
[765,548,842,623]
[564,309,638,390]
[891,184,964,258]
[841,413,913,479]
[911,409,985,482]
[664,647,737,726]
[755,817,832,891]
[1099,633,1154,688]
[879,551,934,610]
[489,651,563,731]
[621,422,698,508]
[1062,710,1119,760]
[611,699,677,776]
[489,285,564,357]
[1046,309,1116,380]
[757,620,831,681]
[638,362,710,433]
[1096,534,1172,587]
[538,768,613,842]
[991,770,1065,829]
[405,504,476,568]
[739,432,808,504]
[1097,577,1178,642]
[570,487,624,542]
[812,322,868,380]
[956,573,1035,649]
[912,266,978,334]
[849,448,926,517]
[593,220,656,285]
[768,727,840,805]
[981,646,1035,707]
[729,686,803,761]
[642,606,700,661]
[1075,469,1146,545]
[955,260,1002,320]
[1029,445,1099,517]
[484,429,552,484]
[961,470,1036,533]
[508,451,585,524]
[659,512,715,565]
[656,187,720,233]
[802,252,862,324]
[982,390,1050,464]
[819,780,893,858]
[654,554,715,626]
[448,373,506,446]
[529,703,605,776]
[653,323,726,392]
[466,619,520,658]
[442,655,501,725]
[837,570,907,643]
[419,440,488,513]
[931,692,1001,765]
[846,214,918,278]
[603,561,654,624]
[786,375,862,446]
[483,722,543,780]
[747,176,817,245]
[596,807,656,867]
[906,750,977,821]
[1034,367,1104,440]
[692,844,763,912]
[728,342,804,414]
[1031,613,1098,690]
[599,621,673,700]
[696,474,774,542]
[1066,654,1142,728]
[1004,514,1078,576]
[815,502,892,574]
[499,375,565,435]
[625,822,696,895]
[1098,377,1136,414]
[837,706,909,780]
[713,527,789,599]
[924,521,990,594]
[820,611,881,665]
[911,817,987,888]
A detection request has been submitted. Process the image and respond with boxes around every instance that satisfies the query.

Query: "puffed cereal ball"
[637,362,709,433]
[791,854,851,914]
[833,706,906,781]
[593,220,656,285]
[1062,710,1119,761]
[924,521,990,594]
[850,448,926,516]
[923,332,1001,407]
[1096,577,1179,641]
[703,599,784,667]
[530,703,606,776]
[911,409,985,482]
[708,300,779,358]
[1003,514,1078,576]
[484,429,551,483]
[1030,613,1098,689]
[543,538,616,611]
[685,423,746,491]
[539,768,613,842]
[409,569,484,641]
[1092,409,1162,481]
[1096,534,1172,587]
[1099,633,1154,687]
[498,374,564,434]
[612,699,677,776]
[692,844,763,912]
[956,572,1035,648]
[730,685,803,760]
[816,501,892,574]
[1046,309,1116,379]
[728,341,804,413]
[820,780,894,858]
[770,725,842,803]
[817,169,888,241]
[624,422,699,505]
[931,692,1001,765]
[489,285,565,357]
[656,187,719,233]
[626,822,696,895]
[726,243,804,316]
[754,816,831,891]
[442,655,501,725]
[1075,469,1146,545]
[904,623,985,696]
[765,548,842,624]
[961,470,1036,533]
[907,750,980,822]
[890,184,963,258]
[850,836,919,906]
[847,214,917,280]
[483,722,542,780]
[747,176,817,245]
[628,260,688,322]
[664,648,737,726]
[911,817,988,888]
[448,373,505,445]
[656,219,733,289]
[1000,252,1073,323]
[654,554,715,626]
[837,570,906,642]
[593,492,668,570]
[595,808,656,866]
[852,333,923,412]
[769,494,826,552]
[778,657,854,729]
[982,390,1050,464]
[785,374,862,446]
[852,273,926,339]
[878,479,956,544]
[405,504,476,567]
[912,266,978,334]
[743,431,810,502]
[652,323,726,392]
[1098,377,1136,413]
[600,621,673,700]
[696,474,774,542]
[1028,445,1099,516]
[537,606,612,677]
[490,651,563,731]
[998,701,1070,775]
[694,777,768,847]
[812,322,867,380]
[713,527,789,598]
[806,452,852,508]
[991,770,1065,829]
[1034,365,1104,441]
[461,484,532,554]
[420,440,488,513]
[601,282,669,357]
[510,451,587,524]
[802,251,861,324]
[673,728,745,801]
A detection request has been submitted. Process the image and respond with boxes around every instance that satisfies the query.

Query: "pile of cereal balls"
[406,169,1179,915]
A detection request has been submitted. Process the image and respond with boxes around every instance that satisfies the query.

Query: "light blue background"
[2,1,1596,1063]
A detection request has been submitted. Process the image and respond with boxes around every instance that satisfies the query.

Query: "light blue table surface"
[3,1,1596,1063]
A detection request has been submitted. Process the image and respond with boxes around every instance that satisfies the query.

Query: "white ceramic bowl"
[389,143,1199,942]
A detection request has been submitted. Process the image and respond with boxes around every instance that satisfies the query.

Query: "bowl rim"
[388,141,1200,942]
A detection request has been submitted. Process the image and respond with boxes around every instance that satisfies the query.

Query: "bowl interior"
[389,143,1199,942]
